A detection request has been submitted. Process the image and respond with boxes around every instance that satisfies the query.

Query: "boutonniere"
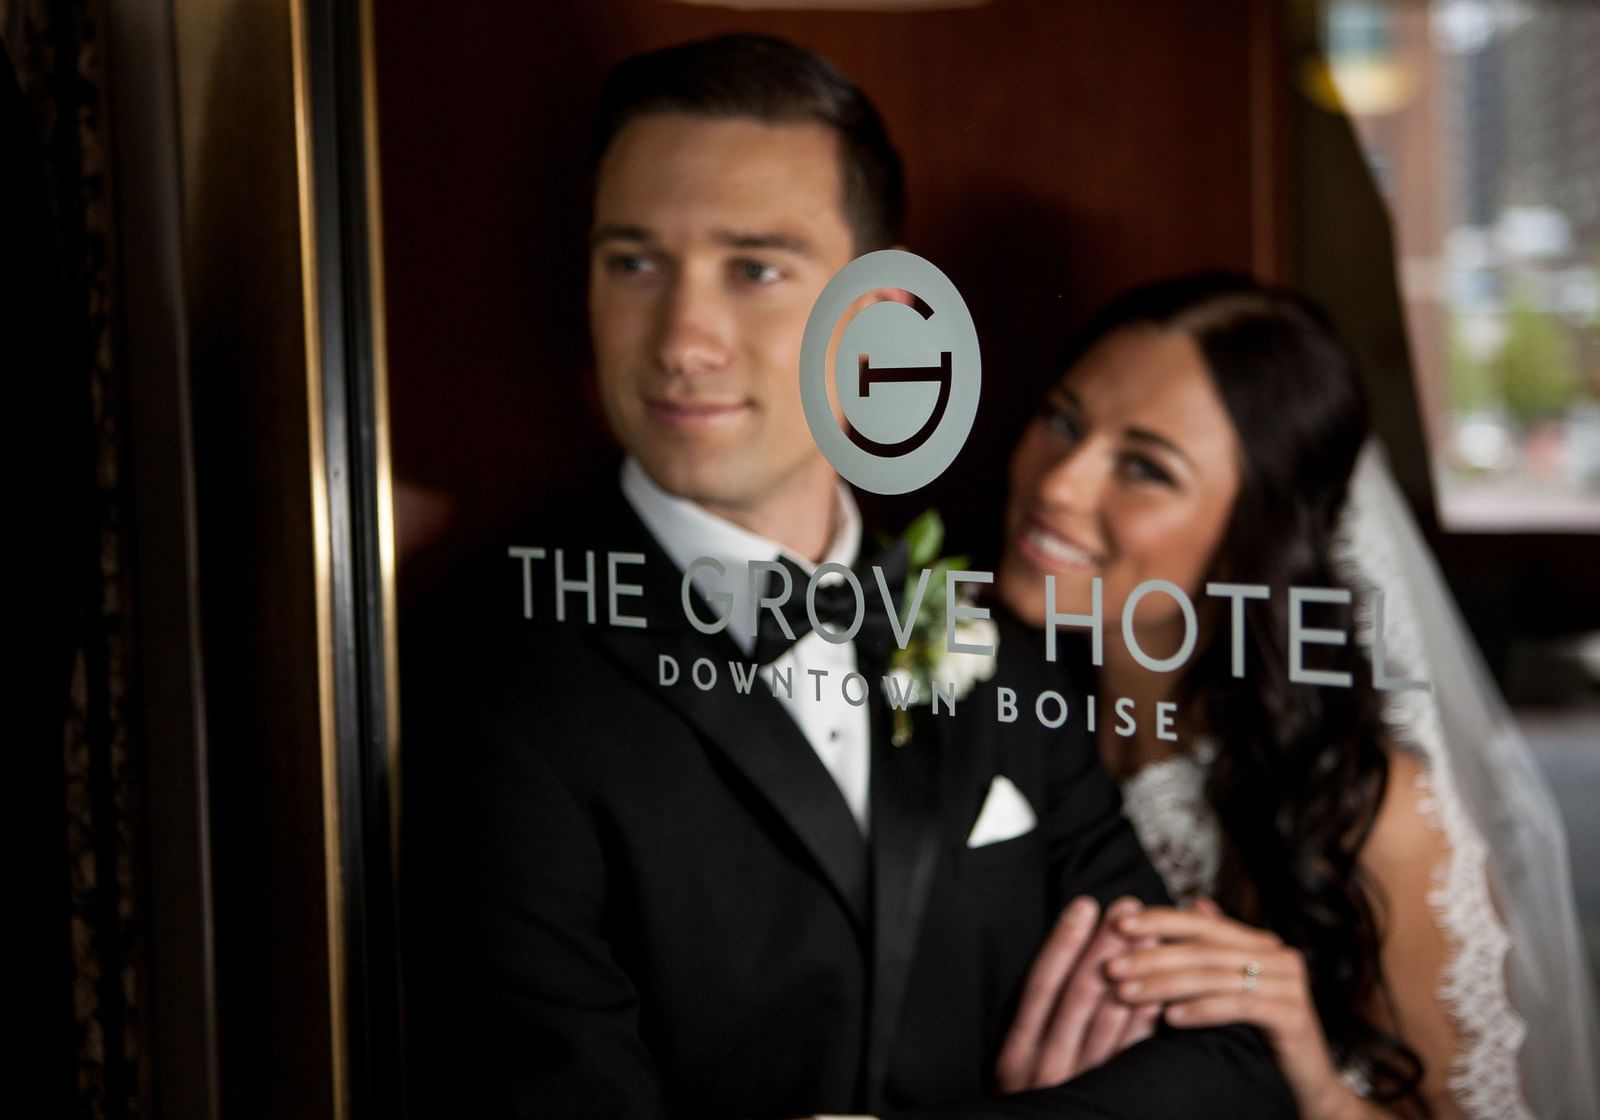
[886,510,1000,746]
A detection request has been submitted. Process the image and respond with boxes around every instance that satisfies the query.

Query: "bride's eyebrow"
[1124,426,1194,470]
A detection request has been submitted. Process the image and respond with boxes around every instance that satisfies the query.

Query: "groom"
[404,34,1293,1119]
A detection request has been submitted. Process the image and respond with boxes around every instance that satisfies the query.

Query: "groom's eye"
[730,258,783,286]
[604,252,658,278]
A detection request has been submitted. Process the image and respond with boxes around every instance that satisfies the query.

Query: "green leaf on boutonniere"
[925,555,972,585]
[903,508,944,569]
[887,508,989,747]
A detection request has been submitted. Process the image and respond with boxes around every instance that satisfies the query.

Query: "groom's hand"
[995,895,1162,1092]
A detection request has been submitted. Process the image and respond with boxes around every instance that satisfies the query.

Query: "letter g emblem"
[799,250,981,495]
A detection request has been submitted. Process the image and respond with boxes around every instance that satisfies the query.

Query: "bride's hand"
[1110,900,1377,1120]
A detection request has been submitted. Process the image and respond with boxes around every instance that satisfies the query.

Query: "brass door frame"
[147,0,400,1115]
[292,0,402,1113]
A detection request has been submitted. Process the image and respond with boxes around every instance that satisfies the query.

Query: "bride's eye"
[1121,452,1175,486]
[1041,402,1082,443]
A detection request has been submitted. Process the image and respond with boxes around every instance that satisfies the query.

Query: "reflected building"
[1329,0,1600,515]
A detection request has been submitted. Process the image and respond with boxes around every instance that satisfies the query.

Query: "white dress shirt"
[621,458,873,834]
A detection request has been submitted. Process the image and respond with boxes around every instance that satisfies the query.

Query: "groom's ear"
[868,287,917,307]
[867,244,920,308]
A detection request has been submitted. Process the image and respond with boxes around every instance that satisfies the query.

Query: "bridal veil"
[1335,442,1600,1119]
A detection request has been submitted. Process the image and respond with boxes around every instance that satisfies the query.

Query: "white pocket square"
[966,775,1037,848]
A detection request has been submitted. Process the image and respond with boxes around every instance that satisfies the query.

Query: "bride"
[991,273,1600,1118]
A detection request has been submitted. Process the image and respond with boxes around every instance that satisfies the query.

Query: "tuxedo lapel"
[582,492,871,931]
[950,682,1008,846]
[862,695,944,1103]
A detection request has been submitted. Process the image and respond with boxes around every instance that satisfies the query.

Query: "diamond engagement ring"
[1242,960,1262,992]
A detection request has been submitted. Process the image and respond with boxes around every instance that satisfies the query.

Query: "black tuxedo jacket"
[402,486,1293,1119]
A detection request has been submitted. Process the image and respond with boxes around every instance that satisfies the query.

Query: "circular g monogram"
[799,250,981,495]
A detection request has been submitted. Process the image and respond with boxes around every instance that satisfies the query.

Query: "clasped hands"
[997,895,1360,1119]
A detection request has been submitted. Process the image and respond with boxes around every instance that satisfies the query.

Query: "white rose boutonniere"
[887,510,1000,746]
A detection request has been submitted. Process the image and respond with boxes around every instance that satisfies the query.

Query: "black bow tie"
[752,541,909,667]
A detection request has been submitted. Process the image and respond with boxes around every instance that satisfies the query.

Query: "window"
[1323,0,1600,531]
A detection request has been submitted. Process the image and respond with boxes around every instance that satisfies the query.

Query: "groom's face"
[588,113,857,527]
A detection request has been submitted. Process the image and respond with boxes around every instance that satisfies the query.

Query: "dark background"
[374,0,1288,601]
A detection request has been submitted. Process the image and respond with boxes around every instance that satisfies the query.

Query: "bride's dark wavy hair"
[1056,273,1426,1112]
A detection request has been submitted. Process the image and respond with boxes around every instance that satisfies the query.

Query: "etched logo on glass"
[799,250,981,495]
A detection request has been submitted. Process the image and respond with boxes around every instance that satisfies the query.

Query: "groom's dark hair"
[591,33,905,252]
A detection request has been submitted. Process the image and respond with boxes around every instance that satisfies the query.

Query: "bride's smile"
[999,327,1240,648]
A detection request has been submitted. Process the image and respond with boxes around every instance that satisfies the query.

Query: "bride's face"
[998,328,1243,651]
